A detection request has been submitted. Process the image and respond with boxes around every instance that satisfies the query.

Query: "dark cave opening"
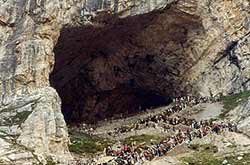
[50,8,201,124]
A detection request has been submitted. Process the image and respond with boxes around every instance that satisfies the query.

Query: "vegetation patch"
[181,142,223,165]
[224,153,250,165]
[219,90,250,118]
[123,134,164,146]
[182,143,250,165]
[69,131,114,155]
[188,143,218,153]
[181,152,223,165]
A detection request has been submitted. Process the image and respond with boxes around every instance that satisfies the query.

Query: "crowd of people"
[99,118,237,165]
[74,95,237,165]
[74,95,220,136]
[101,95,220,137]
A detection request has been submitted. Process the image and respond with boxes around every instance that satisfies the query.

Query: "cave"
[50,6,203,124]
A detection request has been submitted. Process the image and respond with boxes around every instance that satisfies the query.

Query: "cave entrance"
[49,8,199,124]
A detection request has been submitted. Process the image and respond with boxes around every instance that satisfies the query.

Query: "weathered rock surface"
[51,0,250,122]
[0,87,71,164]
[228,98,250,137]
[0,0,250,164]
[0,0,80,163]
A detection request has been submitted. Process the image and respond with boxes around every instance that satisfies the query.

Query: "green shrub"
[219,90,250,118]
[225,153,250,165]
[188,144,218,153]
[69,132,113,155]
[181,152,223,165]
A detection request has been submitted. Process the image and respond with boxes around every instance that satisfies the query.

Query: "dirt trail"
[146,132,250,165]
[190,102,223,121]
[71,101,250,165]
[93,105,171,135]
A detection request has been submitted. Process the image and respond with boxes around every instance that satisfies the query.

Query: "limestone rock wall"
[229,98,250,137]
[83,0,175,15]
[187,0,250,96]
[66,0,250,99]
[51,0,250,122]
[0,0,81,163]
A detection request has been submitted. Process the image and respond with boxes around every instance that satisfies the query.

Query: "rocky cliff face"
[0,0,80,163]
[0,0,250,164]
[228,97,250,137]
[51,0,250,122]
